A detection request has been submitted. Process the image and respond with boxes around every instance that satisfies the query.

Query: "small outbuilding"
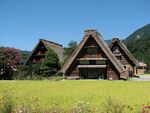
[137,62,147,75]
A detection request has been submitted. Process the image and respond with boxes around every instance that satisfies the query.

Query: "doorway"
[80,68,106,79]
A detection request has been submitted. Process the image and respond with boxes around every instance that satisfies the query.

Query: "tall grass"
[0,80,150,112]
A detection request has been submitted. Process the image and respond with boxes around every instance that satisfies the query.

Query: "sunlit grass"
[144,74,150,76]
[0,80,150,112]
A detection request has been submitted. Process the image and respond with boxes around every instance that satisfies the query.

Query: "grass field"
[144,74,150,76]
[0,80,150,113]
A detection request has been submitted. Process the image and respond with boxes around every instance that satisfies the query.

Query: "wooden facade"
[26,31,142,79]
[109,38,143,76]
[61,30,128,80]
[137,62,147,75]
[26,39,64,65]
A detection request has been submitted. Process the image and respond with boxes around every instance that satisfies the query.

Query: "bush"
[40,48,61,77]
[48,76,64,81]
[54,71,62,76]
[41,69,56,77]
[27,74,44,80]
[13,64,27,80]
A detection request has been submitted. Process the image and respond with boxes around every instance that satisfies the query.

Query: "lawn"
[144,74,150,76]
[0,80,150,113]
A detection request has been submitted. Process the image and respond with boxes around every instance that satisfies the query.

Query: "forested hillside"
[124,24,150,72]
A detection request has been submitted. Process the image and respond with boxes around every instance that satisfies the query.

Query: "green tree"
[63,41,77,65]
[124,24,150,73]
[26,62,33,77]
[21,50,31,61]
[0,48,6,79]
[40,48,60,77]
[64,41,77,58]
[0,48,5,68]
[15,64,26,79]
[33,62,41,75]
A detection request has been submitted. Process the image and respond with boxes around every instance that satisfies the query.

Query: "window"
[87,47,97,54]
[123,66,126,69]
[96,60,106,65]
[40,45,45,50]
[79,60,89,65]
[113,47,120,54]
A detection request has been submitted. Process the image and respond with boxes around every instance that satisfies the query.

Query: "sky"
[0,0,150,51]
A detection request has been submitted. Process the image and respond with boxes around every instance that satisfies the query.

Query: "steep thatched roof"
[61,30,127,78]
[26,39,64,64]
[109,38,139,67]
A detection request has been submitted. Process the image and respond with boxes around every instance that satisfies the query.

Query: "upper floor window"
[39,45,45,50]
[87,47,97,54]
[96,60,106,65]
[113,47,120,54]
[79,60,89,65]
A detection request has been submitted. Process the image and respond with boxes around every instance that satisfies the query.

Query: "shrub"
[13,64,27,80]
[28,74,44,80]
[48,76,64,81]
[32,62,41,75]
[40,48,60,77]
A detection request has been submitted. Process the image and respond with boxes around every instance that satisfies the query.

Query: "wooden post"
[134,66,137,75]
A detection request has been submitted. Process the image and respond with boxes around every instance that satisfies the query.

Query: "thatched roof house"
[109,38,139,66]
[109,38,140,76]
[109,38,147,75]
[61,30,128,80]
[26,39,64,65]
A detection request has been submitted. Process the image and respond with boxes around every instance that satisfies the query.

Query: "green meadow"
[0,80,150,113]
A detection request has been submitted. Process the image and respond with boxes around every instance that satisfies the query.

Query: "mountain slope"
[124,24,150,72]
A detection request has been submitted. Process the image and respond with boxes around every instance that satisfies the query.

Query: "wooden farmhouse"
[109,38,147,75]
[26,39,64,65]
[26,30,146,79]
[61,30,129,80]
[109,38,139,77]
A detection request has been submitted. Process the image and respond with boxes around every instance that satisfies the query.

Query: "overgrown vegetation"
[0,81,150,112]
[124,24,150,73]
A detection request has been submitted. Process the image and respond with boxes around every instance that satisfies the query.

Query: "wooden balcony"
[77,58,107,61]
[77,65,106,68]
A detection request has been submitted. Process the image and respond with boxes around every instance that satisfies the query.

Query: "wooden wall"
[66,36,120,80]
[106,62,119,80]
[110,43,135,77]
[30,42,47,63]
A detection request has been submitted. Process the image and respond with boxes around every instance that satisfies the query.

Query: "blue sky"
[0,0,150,51]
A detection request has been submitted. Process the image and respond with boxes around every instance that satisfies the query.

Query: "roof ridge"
[40,38,63,47]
